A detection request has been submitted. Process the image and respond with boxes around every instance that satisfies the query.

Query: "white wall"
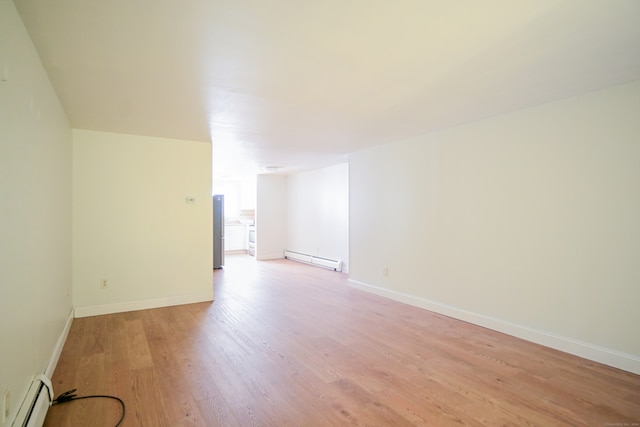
[212,176,256,220]
[256,174,287,260]
[73,130,213,316]
[286,164,349,270]
[349,80,640,373]
[0,1,73,425]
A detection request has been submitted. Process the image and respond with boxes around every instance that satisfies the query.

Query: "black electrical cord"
[52,389,125,427]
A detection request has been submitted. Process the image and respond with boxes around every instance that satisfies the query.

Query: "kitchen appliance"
[247,225,256,256]
[213,195,224,269]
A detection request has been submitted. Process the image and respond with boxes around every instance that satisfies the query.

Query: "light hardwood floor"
[45,255,640,426]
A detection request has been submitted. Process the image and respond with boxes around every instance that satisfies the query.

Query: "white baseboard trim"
[45,308,74,379]
[348,279,640,375]
[74,291,214,318]
[256,253,285,261]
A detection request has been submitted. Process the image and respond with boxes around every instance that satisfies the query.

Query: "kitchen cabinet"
[224,224,247,252]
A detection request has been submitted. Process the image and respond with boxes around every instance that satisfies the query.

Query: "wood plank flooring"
[45,255,640,426]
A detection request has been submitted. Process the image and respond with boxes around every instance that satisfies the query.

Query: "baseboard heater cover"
[12,374,53,427]
[284,250,342,272]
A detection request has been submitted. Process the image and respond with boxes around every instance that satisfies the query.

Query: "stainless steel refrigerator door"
[213,195,225,268]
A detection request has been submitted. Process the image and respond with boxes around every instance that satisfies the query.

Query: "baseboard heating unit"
[284,250,343,272]
[12,375,53,427]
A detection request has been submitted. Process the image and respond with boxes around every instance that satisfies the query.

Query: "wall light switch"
[186,196,196,204]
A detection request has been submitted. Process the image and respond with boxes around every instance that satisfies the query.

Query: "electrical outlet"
[100,279,108,289]
[2,389,10,423]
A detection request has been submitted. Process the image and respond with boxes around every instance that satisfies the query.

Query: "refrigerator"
[213,194,224,269]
